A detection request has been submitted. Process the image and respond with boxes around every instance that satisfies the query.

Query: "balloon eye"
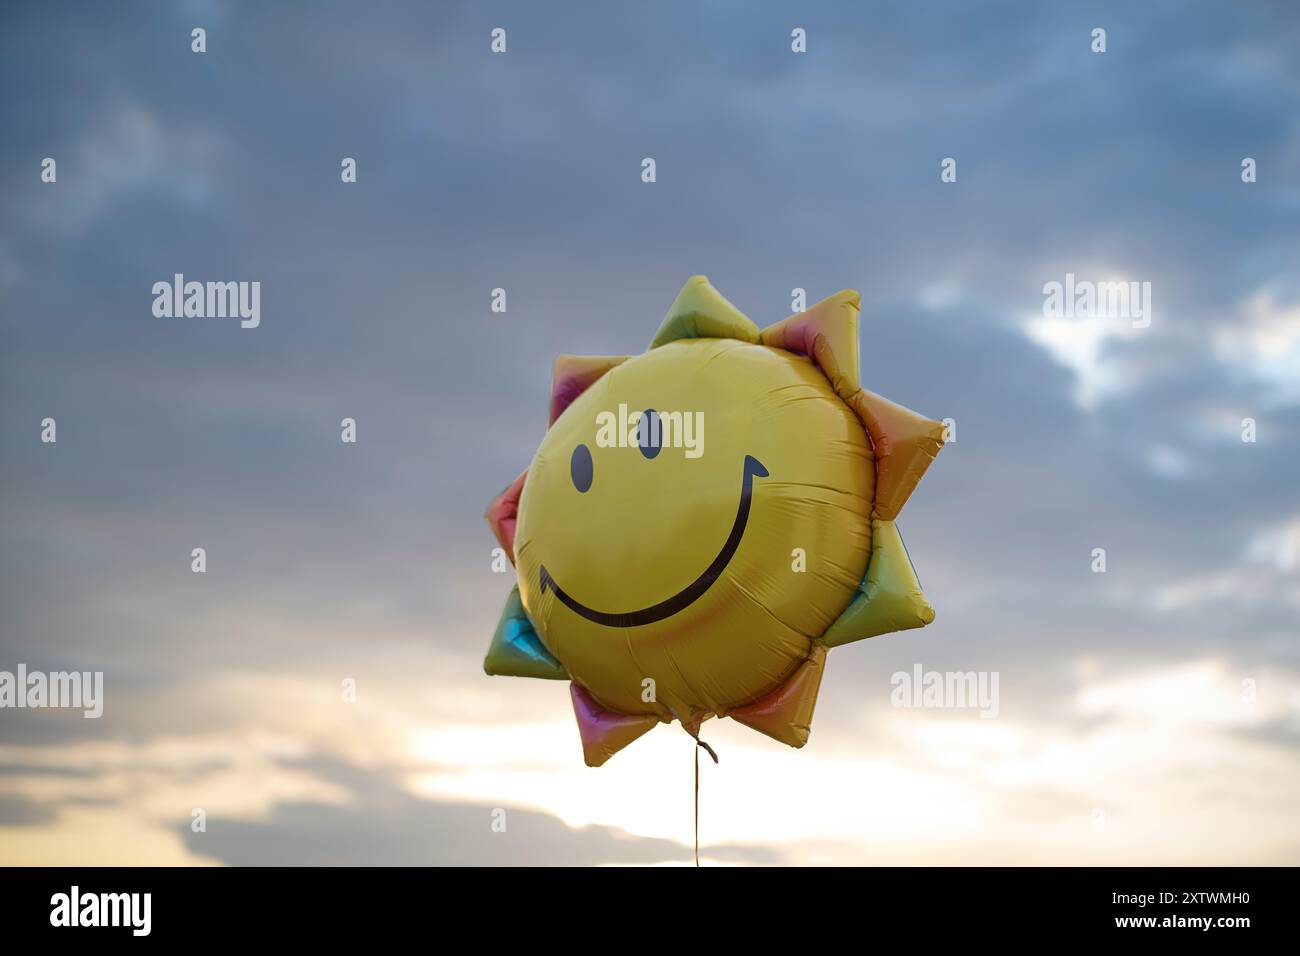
[638,409,662,459]
[570,444,593,493]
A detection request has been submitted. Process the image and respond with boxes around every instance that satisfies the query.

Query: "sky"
[1,0,1298,866]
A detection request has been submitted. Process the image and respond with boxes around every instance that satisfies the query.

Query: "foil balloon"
[484,277,945,766]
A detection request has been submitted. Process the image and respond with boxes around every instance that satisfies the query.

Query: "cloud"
[0,657,1297,865]
[178,754,777,866]
[22,95,228,238]
[1023,310,1149,410]
[0,793,56,826]
[1153,514,1300,612]
[1215,289,1300,405]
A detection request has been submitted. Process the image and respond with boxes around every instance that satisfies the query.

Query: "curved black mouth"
[539,455,768,628]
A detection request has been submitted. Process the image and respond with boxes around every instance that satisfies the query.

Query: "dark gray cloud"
[176,754,778,866]
[0,793,57,826]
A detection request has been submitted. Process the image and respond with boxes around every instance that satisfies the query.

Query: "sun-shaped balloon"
[485,277,945,766]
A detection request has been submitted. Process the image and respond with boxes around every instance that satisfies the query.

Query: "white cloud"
[1145,443,1194,480]
[1022,273,1153,411]
[1155,514,1300,611]
[1247,515,1300,574]
[1214,290,1300,404]
[24,96,227,238]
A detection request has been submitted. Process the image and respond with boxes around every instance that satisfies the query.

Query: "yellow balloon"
[485,277,944,766]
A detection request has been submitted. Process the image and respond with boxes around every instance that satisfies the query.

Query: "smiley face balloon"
[485,277,945,766]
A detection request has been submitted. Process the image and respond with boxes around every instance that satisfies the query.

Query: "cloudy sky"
[1,0,1298,865]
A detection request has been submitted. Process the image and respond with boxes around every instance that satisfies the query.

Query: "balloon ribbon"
[693,736,718,867]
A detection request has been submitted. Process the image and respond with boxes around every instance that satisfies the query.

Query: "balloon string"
[692,735,718,867]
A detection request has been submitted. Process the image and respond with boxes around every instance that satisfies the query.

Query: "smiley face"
[513,337,875,721]
[539,453,768,627]
[485,279,947,767]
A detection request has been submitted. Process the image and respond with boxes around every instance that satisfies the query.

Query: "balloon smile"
[539,455,768,627]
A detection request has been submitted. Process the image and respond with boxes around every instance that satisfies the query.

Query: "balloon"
[485,277,945,766]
